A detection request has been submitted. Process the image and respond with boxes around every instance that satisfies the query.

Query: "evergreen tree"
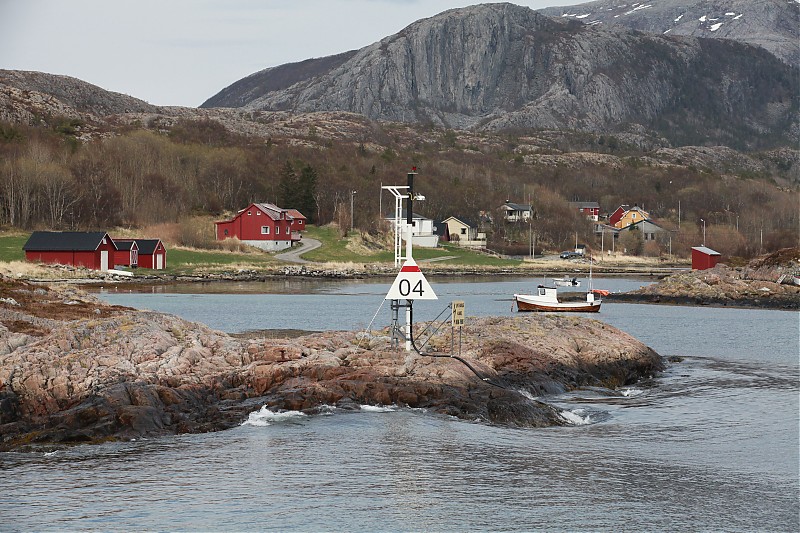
[297,164,318,223]
[278,160,297,208]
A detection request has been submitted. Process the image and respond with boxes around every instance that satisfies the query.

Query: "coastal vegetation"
[0,117,796,261]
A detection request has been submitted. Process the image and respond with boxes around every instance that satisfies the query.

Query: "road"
[274,238,322,264]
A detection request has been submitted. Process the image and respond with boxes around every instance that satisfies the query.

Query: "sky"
[0,0,585,108]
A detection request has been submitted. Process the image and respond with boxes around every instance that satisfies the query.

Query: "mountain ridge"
[200,3,799,150]
[539,0,800,67]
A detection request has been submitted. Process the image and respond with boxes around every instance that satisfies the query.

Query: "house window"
[632,213,637,219]
[261,226,270,235]
[248,211,252,216]
[224,229,229,236]
[460,228,467,235]
[256,211,260,215]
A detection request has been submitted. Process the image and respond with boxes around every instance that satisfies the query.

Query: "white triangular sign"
[385,258,438,300]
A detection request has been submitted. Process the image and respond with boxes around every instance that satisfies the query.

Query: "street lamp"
[350,190,357,231]
[700,218,705,245]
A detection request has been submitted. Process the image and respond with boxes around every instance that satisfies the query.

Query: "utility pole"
[350,190,357,232]
[700,218,705,246]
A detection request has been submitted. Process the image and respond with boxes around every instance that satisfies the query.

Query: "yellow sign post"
[452,300,465,328]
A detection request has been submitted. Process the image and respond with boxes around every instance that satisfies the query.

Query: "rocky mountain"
[0,70,160,124]
[539,0,800,67]
[200,3,798,150]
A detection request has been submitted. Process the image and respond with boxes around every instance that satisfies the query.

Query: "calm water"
[2,276,798,531]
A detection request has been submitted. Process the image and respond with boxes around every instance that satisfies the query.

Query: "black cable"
[407,301,509,390]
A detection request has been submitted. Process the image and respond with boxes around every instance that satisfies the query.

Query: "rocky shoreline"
[607,248,800,310]
[0,276,662,451]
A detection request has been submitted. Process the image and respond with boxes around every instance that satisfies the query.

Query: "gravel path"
[274,238,322,263]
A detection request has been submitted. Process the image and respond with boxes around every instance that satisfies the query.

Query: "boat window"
[539,288,546,296]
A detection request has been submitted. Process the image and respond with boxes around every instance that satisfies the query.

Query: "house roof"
[113,238,163,254]
[254,203,295,221]
[134,239,163,255]
[386,209,431,221]
[442,215,476,228]
[626,219,668,232]
[113,239,139,251]
[569,201,600,209]
[692,246,721,256]
[500,202,531,211]
[285,208,306,220]
[23,231,114,252]
[216,202,297,225]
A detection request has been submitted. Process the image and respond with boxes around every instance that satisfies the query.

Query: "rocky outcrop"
[608,248,800,309]
[202,3,799,150]
[0,277,662,450]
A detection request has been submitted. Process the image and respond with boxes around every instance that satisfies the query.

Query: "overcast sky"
[0,0,585,108]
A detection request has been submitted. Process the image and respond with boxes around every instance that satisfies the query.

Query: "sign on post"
[385,258,437,300]
[452,300,465,328]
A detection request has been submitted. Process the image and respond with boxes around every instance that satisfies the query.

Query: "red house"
[113,240,139,268]
[135,239,167,269]
[23,231,117,271]
[113,239,167,269]
[569,201,600,221]
[691,246,721,270]
[285,209,308,233]
[215,203,304,252]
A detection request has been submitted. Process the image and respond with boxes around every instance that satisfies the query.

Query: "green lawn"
[163,247,275,273]
[0,234,29,262]
[301,225,519,266]
[0,227,521,272]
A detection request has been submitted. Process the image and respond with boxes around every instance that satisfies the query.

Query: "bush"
[177,217,215,248]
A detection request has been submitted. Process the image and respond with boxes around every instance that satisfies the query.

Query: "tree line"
[0,118,796,258]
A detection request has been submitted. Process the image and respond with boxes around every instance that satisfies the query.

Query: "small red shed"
[691,246,721,270]
[134,239,167,269]
[113,239,139,268]
[23,231,117,271]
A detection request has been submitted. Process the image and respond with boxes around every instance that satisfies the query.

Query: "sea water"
[2,277,797,531]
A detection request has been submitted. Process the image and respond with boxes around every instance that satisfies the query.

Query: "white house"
[385,210,439,248]
[499,201,532,222]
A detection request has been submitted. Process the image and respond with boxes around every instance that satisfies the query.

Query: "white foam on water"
[733,14,743,19]
[709,22,723,31]
[725,12,736,16]
[620,387,644,397]
[241,406,307,427]
[517,389,540,401]
[44,451,58,457]
[674,13,684,22]
[699,15,707,22]
[559,408,593,426]
[359,404,397,413]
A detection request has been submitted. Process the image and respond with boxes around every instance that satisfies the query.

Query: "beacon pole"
[405,168,416,352]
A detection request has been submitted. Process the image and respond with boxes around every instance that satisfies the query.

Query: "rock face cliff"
[540,0,800,68]
[201,3,799,149]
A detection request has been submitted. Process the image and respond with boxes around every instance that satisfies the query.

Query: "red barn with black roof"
[23,231,117,271]
[134,239,167,269]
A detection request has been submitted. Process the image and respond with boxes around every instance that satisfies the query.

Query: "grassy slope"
[0,228,677,275]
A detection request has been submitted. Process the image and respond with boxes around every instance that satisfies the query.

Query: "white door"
[156,254,163,270]
[100,250,109,271]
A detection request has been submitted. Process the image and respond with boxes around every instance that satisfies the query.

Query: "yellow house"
[611,205,650,229]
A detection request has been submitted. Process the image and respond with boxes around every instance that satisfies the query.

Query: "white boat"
[514,285,601,312]
[553,275,580,287]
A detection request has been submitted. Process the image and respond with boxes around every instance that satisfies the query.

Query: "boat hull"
[514,294,601,313]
